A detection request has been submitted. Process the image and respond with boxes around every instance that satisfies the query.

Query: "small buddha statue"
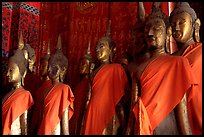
[70,39,95,135]
[37,35,74,135]
[29,41,52,135]
[170,2,202,135]
[2,37,34,135]
[83,19,128,135]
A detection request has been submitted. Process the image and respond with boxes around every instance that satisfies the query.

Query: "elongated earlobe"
[21,69,27,86]
[194,18,201,42]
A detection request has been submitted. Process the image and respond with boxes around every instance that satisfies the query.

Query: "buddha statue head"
[79,38,95,76]
[144,2,170,54]
[170,2,201,44]
[40,40,51,80]
[96,20,116,64]
[7,45,27,89]
[18,31,36,73]
[48,35,68,83]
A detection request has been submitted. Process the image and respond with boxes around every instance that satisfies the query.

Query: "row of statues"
[2,2,202,135]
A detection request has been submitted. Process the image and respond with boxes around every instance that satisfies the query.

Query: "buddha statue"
[37,35,74,135]
[2,37,34,135]
[39,40,51,81]
[127,2,196,135]
[18,31,40,101]
[29,41,52,135]
[170,2,202,134]
[70,39,95,135]
[82,19,128,135]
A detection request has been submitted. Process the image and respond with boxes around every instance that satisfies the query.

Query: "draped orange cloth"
[133,55,198,135]
[37,83,74,135]
[2,88,34,135]
[69,78,90,134]
[182,42,202,134]
[84,63,128,135]
[29,79,52,134]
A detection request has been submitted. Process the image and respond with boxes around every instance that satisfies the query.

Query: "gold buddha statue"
[39,40,51,81]
[127,2,193,135]
[72,39,95,135]
[37,35,74,135]
[170,2,201,55]
[79,39,95,78]
[2,36,34,135]
[82,19,128,135]
[170,2,202,135]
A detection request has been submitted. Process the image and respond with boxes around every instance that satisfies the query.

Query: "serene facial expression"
[48,63,60,80]
[40,60,49,76]
[170,12,193,43]
[7,61,22,84]
[79,58,90,74]
[96,40,111,63]
[144,18,166,50]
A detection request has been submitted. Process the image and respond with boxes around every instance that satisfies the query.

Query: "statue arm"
[61,107,69,135]
[20,110,28,135]
[175,93,192,135]
[126,74,139,135]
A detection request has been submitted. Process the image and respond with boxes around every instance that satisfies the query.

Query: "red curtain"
[2,2,170,90]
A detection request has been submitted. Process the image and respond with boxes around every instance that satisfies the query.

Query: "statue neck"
[52,77,60,85]
[177,37,195,52]
[152,47,166,57]
[101,60,110,65]
[12,82,22,90]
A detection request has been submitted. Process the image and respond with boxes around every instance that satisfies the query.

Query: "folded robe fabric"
[133,55,198,135]
[84,63,128,135]
[29,79,52,134]
[2,88,34,135]
[181,42,202,134]
[37,83,74,135]
[69,78,90,134]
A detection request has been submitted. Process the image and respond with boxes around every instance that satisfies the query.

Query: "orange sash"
[29,79,52,134]
[2,88,34,135]
[37,83,74,135]
[133,55,198,134]
[182,42,202,134]
[69,78,90,134]
[84,64,128,135]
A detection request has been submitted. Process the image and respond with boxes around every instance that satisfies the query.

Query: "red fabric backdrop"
[2,2,169,90]
[38,2,169,89]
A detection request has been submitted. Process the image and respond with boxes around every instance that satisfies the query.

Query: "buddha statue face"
[96,38,112,64]
[22,51,35,72]
[170,12,193,43]
[48,63,60,81]
[7,61,22,84]
[144,18,166,50]
[79,58,90,75]
[40,59,49,77]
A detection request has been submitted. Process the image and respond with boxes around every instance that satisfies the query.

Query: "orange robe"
[37,83,74,135]
[29,79,52,134]
[69,78,90,134]
[132,55,198,135]
[2,88,34,135]
[182,42,202,134]
[84,63,128,135]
